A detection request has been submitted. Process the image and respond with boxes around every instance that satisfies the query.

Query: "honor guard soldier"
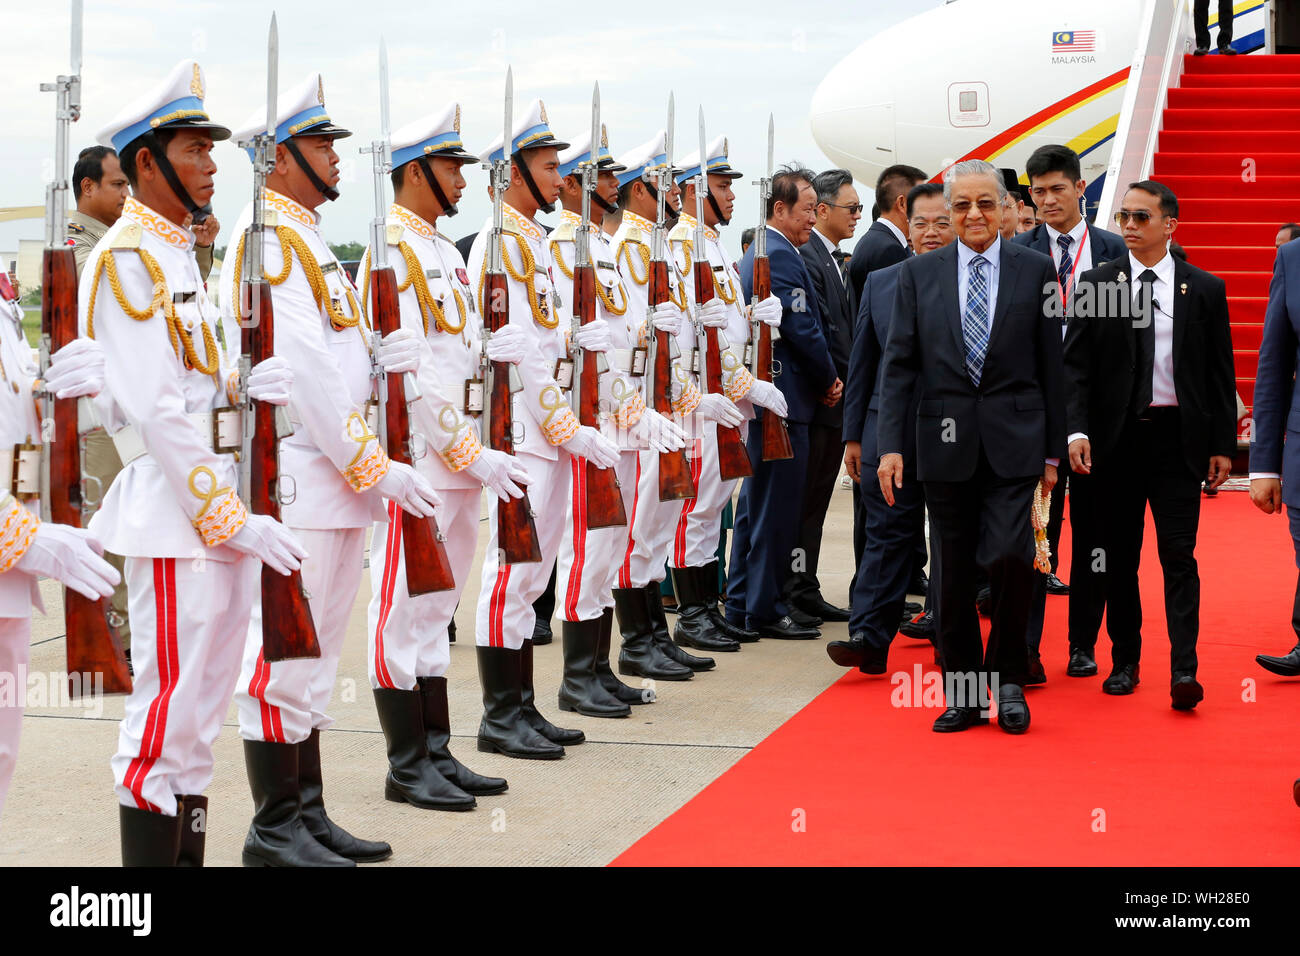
[467,97,622,759]
[221,73,442,866]
[550,124,687,717]
[360,102,523,808]
[668,136,786,650]
[609,131,744,682]
[83,60,306,865]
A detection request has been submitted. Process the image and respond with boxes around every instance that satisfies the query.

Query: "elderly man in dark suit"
[829,182,954,673]
[1065,180,1236,710]
[785,168,861,625]
[877,159,1064,734]
[727,165,842,639]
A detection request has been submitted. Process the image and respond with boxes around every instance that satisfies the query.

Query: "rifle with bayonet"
[693,108,751,482]
[570,83,626,529]
[363,38,456,594]
[39,0,132,695]
[750,113,793,461]
[647,93,696,501]
[238,13,320,661]
[481,67,542,563]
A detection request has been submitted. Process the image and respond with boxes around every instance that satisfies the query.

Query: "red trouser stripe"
[488,562,512,647]
[618,454,641,589]
[372,500,402,689]
[564,455,587,620]
[673,438,703,567]
[122,558,178,812]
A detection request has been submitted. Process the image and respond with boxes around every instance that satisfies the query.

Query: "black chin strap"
[284,137,340,202]
[593,192,618,215]
[416,156,458,217]
[707,188,729,226]
[513,150,555,215]
[142,131,212,223]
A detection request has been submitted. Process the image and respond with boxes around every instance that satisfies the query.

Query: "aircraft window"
[959,91,978,112]
[948,82,989,128]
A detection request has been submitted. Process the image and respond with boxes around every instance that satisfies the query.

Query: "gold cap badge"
[454,104,461,134]
[539,100,548,124]
[190,63,204,98]
[317,76,325,105]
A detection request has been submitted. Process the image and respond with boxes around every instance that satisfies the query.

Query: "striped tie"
[963,254,990,386]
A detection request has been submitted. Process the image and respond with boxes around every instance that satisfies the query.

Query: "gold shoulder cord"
[232,228,364,333]
[361,243,467,336]
[619,239,686,308]
[551,240,628,317]
[475,233,555,329]
[86,249,221,378]
[676,238,693,275]
[712,270,738,304]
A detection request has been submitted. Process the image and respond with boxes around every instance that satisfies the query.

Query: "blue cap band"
[111,95,208,152]
[393,131,465,168]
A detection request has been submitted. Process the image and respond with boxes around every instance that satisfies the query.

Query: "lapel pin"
[1118,271,1127,283]
[1180,282,1188,295]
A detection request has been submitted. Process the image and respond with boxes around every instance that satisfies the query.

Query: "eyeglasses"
[910,218,952,231]
[949,199,1000,215]
[1114,209,1155,226]
[825,202,864,214]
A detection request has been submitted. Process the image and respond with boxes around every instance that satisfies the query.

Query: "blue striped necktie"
[963,254,990,386]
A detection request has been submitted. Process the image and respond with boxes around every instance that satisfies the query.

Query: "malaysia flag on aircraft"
[1053,30,1096,51]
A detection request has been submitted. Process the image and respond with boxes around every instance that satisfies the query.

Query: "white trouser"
[367,488,480,689]
[0,614,30,826]
[670,423,739,570]
[476,451,570,649]
[622,446,698,590]
[235,527,365,744]
[113,556,258,813]
[557,451,638,623]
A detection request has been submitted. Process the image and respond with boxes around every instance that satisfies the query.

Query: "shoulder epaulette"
[668,221,691,243]
[552,219,577,243]
[623,225,645,245]
[386,222,405,246]
[111,222,143,250]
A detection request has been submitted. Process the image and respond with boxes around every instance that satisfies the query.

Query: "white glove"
[485,324,526,365]
[246,356,293,406]
[224,513,308,577]
[464,447,530,501]
[746,378,788,418]
[650,303,685,337]
[377,327,422,374]
[14,523,119,600]
[752,293,783,328]
[564,424,620,469]
[376,460,443,518]
[44,337,105,399]
[698,299,730,329]
[573,318,612,354]
[630,408,687,453]
[696,393,745,428]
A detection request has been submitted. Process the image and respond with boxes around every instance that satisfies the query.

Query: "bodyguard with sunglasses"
[1063,181,1237,711]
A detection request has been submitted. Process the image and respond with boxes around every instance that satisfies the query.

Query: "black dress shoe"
[1171,674,1204,711]
[1067,647,1098,677]
[1194,45,1209,55]
[800,595,850,623]
[932,707,987,732]
[997,683,1030,734]
[976,587,990,617]
[902,601,922,617]
[788,606,823,629]
[908,571,929,597]
[1219,44,1237,55]
[826,633,887,674]
[898,609,935,640]
[1045,573,1069,595]
[1024,653,1046,686]
[1256,643,1300,677]
[1102,663,1140,695]
[756,616,819,640]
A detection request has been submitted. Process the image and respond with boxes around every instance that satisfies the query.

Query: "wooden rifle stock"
[485,270,542,564]
[43,247,133,696]
[751,256,793,461]
[694,256,752,481]
[242,279,321,662]
[370,267,456,594]
[648,259,696,500]
[573,260,627,528]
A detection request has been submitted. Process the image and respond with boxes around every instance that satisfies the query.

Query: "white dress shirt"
[813,226,844,286]
[879,216,908,253]
[957,235,1001,331]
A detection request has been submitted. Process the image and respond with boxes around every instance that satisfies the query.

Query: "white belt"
[288,400,380,435]
[611,348,647,376]
[2,442,42,499]
[112,407,243,465]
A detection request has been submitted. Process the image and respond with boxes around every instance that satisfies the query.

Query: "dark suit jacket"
[1251,240,1300,507]
[1011,221,1128,273]
[1064,254,1237,475]
[847,218,909,303]
[799,232,855,430]
[878,240,1066,482]
[739,226,838,425]
[455,232,477,264]
[843,260,918,473]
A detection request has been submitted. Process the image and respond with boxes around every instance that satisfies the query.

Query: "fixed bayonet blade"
[698,106,707,187]
[590,82,600,176]
[766,113,774,178]
[503,66,514,162]
[378,37,391,146]
[665,92,675,171]
[266,14,279,138]
[70,0,83,77]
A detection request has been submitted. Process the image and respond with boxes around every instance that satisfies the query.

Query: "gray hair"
[942,159,1007,205]
[813,168,854,205]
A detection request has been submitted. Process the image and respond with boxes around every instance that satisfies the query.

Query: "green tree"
[329,241,366,262]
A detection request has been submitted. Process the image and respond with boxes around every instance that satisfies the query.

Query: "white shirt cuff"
[1067,432,1088,445]
[1249,473,1281,480]
[1045,458,1060,468]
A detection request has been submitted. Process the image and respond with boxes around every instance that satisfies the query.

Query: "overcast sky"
[1,0,939,256]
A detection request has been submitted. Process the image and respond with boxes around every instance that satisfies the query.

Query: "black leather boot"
[373,688,476,811]
[521,639,585,744]
[559,619,632,717]
[646,583,713,672]
[120,802,181,867]
[475,645,565,759]
[241,739,353,867]
[703,560,760,642]
[416,675,508,794]
[175,794,207,866]
[672,566,740,652]
[614,586,693,680]
[299,730,393,862]
[595,606,652,704]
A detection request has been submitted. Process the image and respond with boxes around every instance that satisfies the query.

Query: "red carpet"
[613,492,1300,866]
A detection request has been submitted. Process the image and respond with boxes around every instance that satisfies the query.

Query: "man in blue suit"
[829,182,952,673]
[727,165,842,639]
[1012,144,1128,680]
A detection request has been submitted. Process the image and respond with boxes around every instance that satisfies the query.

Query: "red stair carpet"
[613,492,1300,866]
[1159,53,1300,437]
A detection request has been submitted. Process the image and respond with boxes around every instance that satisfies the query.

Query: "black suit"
[783,231,855,610]
[1064,253,1236,677]
[879,238,1064,688]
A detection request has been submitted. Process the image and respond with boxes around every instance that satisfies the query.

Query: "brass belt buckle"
[553,358,575,389]
[630,347,647,377]
[464,378,484,413]
[11,443,41,499]
[211,407,242,455]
